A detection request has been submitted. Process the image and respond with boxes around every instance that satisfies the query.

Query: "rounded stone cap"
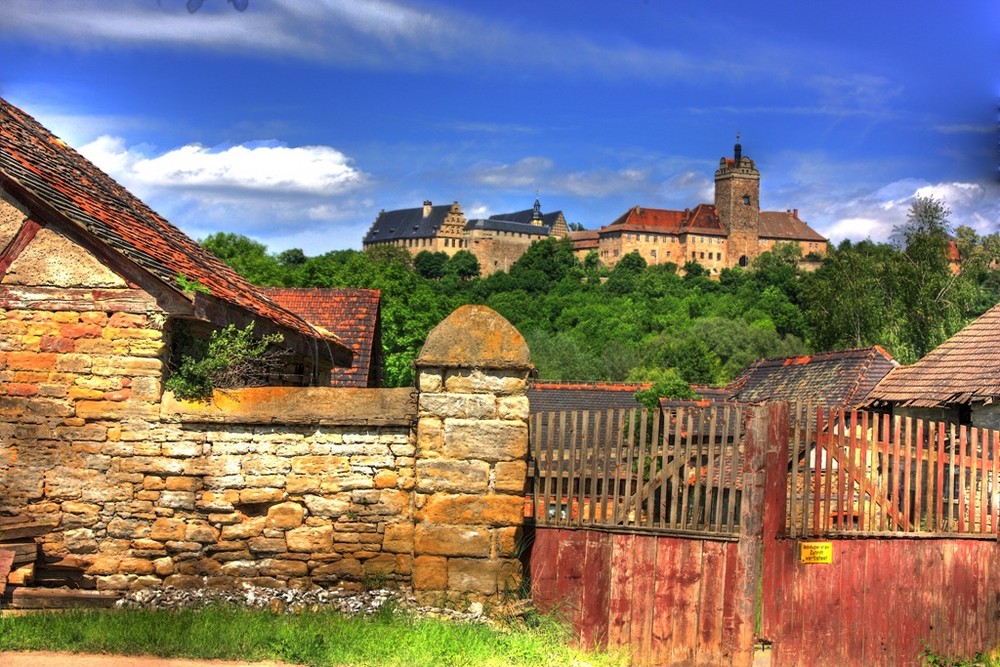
[416,305,531,370]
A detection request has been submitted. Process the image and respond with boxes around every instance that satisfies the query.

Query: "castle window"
[742,195,751,205]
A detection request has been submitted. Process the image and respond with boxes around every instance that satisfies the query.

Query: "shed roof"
[262,288,382,387]
[0,97,351,366]
[867,303,1000,408]
[727,346,897,408]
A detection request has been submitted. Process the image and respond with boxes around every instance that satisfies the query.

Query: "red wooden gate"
[528,403,1000,666]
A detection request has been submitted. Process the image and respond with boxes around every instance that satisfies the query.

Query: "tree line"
[202,197,1000,388]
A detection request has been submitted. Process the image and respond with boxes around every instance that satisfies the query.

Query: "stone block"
[260,559,308,577]
[302,494,350,518]
[119,557,155,576]
[311,557,361,578]
[493,460,528,494]
[416,494,524,527]
[416,417,443,456]
[415,460,489,494]
[266,502,305,529]
[413,524,490,557]
[159,490,196,510]
[164,476,201,492]
[185,522,220,544]
[382,522,414,554]
[239,488,285,504]
[248,537,288,554]
[412,555,447,590]
[286,525,333,553]
[448,557,500,595]
[220,516,265,541]
[498,396,530,420]
[442,369,529,396]
[417,370,443,393]
[419,393,496,419]
[493,526,522,558]
[442,419,528,462]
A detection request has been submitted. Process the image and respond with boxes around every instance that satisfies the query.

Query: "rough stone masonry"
[1,303,532,603]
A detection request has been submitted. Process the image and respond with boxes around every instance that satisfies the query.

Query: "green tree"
[444,250,481,280]
[414,251,449,279]
[201,232,283,285]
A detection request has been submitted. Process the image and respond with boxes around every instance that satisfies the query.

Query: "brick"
[39,336,75,353]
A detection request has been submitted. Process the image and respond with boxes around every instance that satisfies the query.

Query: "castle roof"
[465,218,553,236]
[363,203,459,244]
[0,97,351,366]
[759,211,827,243]
[568,230,599,249]
[605,204,725,236]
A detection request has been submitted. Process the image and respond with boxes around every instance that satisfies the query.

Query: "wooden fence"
[528,404,746,535]
[527,403,1000,666]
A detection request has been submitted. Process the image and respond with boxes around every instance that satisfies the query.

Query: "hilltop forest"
[203,199,1000,388]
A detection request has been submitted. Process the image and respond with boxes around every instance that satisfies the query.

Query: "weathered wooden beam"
[0,550,14,596]
[0,285,164,314]
[8,563,35,586]
[0,518,59,541]
[12,588,121,609]
[1,542,39,566]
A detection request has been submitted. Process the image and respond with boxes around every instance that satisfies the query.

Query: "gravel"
[114,585,505,626]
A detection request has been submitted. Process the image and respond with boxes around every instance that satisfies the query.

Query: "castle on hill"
[361,142,827,276]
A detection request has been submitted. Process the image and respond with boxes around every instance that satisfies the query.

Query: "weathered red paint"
[530,527,749,667]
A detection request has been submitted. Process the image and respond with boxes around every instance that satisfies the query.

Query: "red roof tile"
[868,304,1000,407]
[759,211,827,243]
[0,98,351,365]
[263,288,382,387]
[606,204,725,236]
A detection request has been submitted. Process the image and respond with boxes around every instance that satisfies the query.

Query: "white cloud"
[80,135,365,195]
[801,179,1000,245]
[75,134,370,249]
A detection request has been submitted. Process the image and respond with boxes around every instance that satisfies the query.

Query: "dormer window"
[742,195,751,205]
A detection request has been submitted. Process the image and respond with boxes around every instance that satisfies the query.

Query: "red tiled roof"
[727,347,897,408]
[868,304,1000,407]
[569,230,599,250]
[0,98,351,365]
[605,204,725,236]
[759,211,827,243]
[263,288,382,387]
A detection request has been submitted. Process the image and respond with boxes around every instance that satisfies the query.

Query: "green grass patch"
[0,605,627,667]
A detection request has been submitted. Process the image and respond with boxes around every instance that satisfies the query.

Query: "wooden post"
[732,404,777,666]
[759,402,791,646]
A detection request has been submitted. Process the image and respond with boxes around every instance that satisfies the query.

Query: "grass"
[0,604,628,667]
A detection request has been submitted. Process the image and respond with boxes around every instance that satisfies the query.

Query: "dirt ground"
[0,651,306,667]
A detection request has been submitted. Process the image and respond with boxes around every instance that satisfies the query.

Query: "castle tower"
[715,137,760,267]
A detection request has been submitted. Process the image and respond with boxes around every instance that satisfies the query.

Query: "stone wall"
[1,301,531,601]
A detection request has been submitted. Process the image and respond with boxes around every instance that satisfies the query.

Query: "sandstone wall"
[1,298,531,601]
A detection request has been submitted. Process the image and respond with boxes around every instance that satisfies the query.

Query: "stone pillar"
[411,305,532,603]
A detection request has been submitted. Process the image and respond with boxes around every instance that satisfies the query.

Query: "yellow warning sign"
[799,541,833,564]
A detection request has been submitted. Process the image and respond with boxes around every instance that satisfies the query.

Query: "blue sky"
[1,0,997,254]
